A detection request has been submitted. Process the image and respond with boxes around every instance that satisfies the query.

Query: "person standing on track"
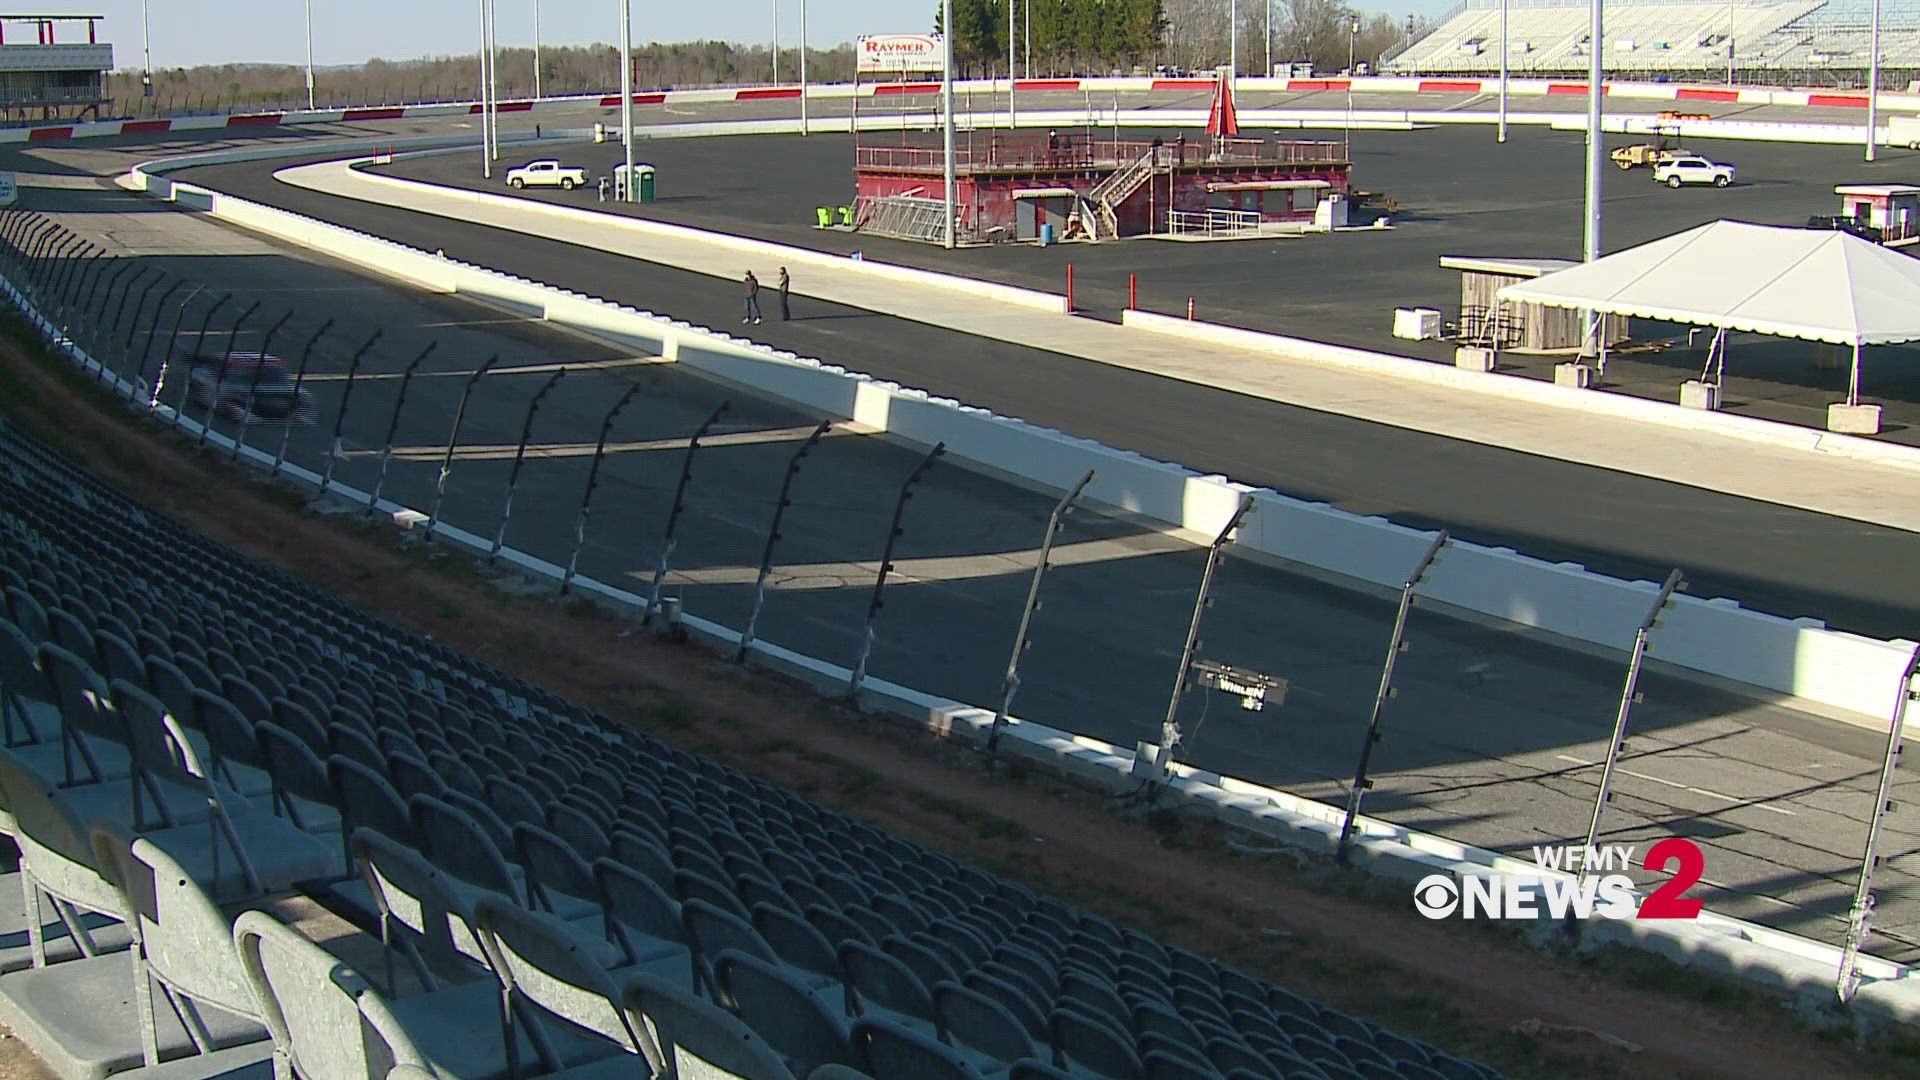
[743,270,763,324]
[777,267,792,321]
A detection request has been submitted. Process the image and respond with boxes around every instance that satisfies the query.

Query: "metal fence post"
[101,266,155,380]
[197,301,260,450]
[122,273,169,356]
[46,240,92,326]
[426,354,498,538]
[847,442,945,703]
[158,291,228,418]
[488,368,566,563]
[319,330,382,492]
[24,226,67,295]
[1578,568,1687,862]
[366,342,437,517]
[28,230,72,304]
[1337,530,1452,865]
[231,311,293,462]
[986,468,1095,755]
[736,420,833,663]
[57,249,105,332]
[1153,495,1256,782]
[273,319,334,479]
[642,402,729,620]
[138,283,191,408]
[560,383,644,595]
[1837,644,1920,1003]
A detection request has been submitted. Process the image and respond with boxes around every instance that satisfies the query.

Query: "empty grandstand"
[0,406,1517,1077]
[1386,0,1920,87]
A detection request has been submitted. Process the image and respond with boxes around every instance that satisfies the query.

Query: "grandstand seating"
[0,412,1510,1079]
[1387,0,1827,75]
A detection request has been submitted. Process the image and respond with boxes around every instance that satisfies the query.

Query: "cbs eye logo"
[1412,874,1460,920]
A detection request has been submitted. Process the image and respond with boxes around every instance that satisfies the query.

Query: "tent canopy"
[1495,220,1920,347]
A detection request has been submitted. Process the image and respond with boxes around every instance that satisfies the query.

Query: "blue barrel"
[1040,223,1055,246]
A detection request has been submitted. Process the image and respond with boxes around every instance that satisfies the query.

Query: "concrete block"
[1453,346,1496,372]
[1553,362,1593,389]
[1680,379,1722,411]
[1392,307,1441,340]
[1828,403,1883,435]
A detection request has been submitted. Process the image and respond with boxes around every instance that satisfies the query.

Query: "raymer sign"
[857,34,943,73]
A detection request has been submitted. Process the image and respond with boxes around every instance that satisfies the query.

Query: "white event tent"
[1496,220,1920,410]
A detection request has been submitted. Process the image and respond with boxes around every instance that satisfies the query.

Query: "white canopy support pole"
[1850,342,1863,406]
[1715,327,1727,386]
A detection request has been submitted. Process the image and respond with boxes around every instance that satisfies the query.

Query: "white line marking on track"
[1555,754,1795,815]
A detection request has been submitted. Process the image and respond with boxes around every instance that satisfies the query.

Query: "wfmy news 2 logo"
[1412,839,1706,922]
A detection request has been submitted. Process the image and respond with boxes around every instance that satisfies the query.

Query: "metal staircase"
[1081,146,1170,240]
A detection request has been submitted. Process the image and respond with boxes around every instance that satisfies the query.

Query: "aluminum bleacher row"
[1385,0,1825,74]
[0,415,1509,1080]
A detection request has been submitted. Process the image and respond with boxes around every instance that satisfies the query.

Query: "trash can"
[636,165,655,203]
[1039,223,1055,246]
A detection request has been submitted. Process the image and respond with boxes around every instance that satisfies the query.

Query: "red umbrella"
[1206,70,1239,139]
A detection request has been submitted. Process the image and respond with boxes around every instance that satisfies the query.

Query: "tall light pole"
[141,0,153,111]
[478,0,492,178]
[1582,0,1605,357]
[941,1,956,249]
[620,0,635,199]
[1727,0,1735,86]
[1499,0,1509,142]
[1009,0,1017,128]
[1025,0,1031,75]
[534,0,543,100]
[1230,0,1239,76]
[1868,0,1882,162]
[772,0,780,85]
[304,0,316,110]
[485,0,499,163]
[1266,0,1273,78]
[800,0,809,133]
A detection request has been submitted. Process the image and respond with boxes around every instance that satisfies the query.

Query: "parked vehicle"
[1807,214,1884,243]
[505,159,588,190]
[1611,142,1691,169]
[1652,156,1734,188]
[185,353,313,422]
[1889,115,1920,150]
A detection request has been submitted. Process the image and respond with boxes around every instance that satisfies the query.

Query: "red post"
[1066,263,1074,312]
[1187,297,1195,321]
[1129,273,1137,311]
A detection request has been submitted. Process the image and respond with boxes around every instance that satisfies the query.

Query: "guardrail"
[1166,208,1263,237]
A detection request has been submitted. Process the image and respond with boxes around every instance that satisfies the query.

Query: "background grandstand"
[1384,0,1920,87]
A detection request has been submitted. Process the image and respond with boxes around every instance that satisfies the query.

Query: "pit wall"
[112,149,1920,1027]
[9,72,1916,145]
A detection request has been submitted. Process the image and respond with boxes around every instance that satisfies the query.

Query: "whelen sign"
[857,34,943,73]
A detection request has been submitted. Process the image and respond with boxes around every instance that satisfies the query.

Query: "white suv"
[1652,156,1734,189]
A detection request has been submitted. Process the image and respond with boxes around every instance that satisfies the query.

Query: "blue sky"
[32,1,1447,69]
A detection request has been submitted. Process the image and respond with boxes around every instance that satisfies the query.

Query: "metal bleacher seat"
[0,417,1514,1080]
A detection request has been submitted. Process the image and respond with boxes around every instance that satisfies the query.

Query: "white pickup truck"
[505,159,588,190]
[1652,156,1735,188]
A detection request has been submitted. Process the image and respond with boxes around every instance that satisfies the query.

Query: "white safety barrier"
[104,152,1920,1028]
[346,167,1069,314]
[6,71,1914,145]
